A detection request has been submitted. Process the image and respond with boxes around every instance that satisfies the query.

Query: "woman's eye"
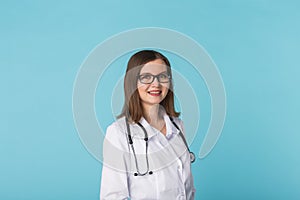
[159,74,168,79]
[141,75,152,80]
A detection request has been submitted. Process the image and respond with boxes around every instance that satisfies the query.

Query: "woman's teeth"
[147,90,162,97]
[148,91,161,94]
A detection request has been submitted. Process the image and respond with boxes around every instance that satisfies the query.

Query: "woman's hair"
[118,50,180,123]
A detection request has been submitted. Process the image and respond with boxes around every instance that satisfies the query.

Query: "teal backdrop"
[1,0,299,199]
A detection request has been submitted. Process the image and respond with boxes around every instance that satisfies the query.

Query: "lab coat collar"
[136,113,180,139]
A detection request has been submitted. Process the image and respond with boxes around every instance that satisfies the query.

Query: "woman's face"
[137,59,170,109]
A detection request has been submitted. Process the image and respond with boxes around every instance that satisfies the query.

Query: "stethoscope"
[125,116,195,176]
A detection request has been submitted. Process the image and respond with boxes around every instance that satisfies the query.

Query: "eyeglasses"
[138,72,171,84]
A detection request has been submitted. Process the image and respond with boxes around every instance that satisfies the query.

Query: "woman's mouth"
[147,90,162,96]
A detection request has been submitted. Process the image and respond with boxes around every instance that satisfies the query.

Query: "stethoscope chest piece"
[190,152,196,163]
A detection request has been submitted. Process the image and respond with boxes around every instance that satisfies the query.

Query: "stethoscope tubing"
[169,117,195,163]
[125,116,195,176]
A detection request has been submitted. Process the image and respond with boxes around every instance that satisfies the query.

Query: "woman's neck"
[143,104,160,123]
[143,104,166,134]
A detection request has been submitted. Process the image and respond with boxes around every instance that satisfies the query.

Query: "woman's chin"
[142,100,163,107]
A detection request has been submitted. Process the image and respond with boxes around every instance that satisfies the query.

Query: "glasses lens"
[158,73,170,83]
[139,74,153,84]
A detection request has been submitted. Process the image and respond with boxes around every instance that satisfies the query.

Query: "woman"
[100,50,195,200]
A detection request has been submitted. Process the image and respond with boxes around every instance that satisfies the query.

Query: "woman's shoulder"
[107,116,127,133]
[104,116,129,150]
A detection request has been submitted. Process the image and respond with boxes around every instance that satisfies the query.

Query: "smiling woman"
[120,50,179,124]
[100,50,195,200]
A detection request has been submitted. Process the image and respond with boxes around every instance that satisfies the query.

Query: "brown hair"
[118,50,180,123]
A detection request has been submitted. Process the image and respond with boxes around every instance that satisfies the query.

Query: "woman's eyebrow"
[139,71,168,75]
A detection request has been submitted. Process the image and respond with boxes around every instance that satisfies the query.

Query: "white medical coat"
[100,114,195,200]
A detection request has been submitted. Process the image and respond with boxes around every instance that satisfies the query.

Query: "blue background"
[1,0,299,199]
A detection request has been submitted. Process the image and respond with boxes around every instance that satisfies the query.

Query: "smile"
[147,90,162,96]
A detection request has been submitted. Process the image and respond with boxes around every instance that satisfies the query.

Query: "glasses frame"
[137,72,171,84]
